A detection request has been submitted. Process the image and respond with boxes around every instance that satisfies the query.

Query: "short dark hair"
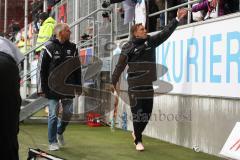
[130,23,143,37]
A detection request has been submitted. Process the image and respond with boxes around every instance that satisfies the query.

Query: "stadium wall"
[114,12,240,157]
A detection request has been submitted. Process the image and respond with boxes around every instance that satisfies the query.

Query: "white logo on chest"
[67,50,71,55]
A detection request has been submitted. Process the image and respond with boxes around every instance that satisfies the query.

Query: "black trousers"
[0,53,21,160]
[129,87,154,144]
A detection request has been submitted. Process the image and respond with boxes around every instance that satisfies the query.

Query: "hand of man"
[107,84,119,108]
[177,8,188,21]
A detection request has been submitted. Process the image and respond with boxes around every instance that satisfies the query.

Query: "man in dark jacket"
[0,36,24,160]
[40,23,81,151]
[111,8,188,151]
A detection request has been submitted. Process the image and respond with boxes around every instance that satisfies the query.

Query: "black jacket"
[40,36,81,99]
[112,18,178,89]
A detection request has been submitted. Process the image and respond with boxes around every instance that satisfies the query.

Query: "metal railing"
[20,7,112,98]
[77,35,98,47]
[149,0,221,25]
[149,0,202,18]
[114,0,205,38]
[22,8,111,57]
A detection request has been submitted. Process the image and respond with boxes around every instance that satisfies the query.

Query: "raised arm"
[149,8,188,48]
[149,18,179,47]
[112,54,128,88]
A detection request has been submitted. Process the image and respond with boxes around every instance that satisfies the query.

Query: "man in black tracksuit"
[0,36,24,160]
[40,23,81,151]
[111,8,188,151]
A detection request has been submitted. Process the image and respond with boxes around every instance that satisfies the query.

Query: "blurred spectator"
[155,0,165,30]
[102,0,125,8]
[190,0,224,21]
[149,0,187,31]
[135,0,147,26]
[9,20,20,34]
[166,0,188,25]
[17,35,31,55]
[35,12,56,53]
[148,0,159,32]
[191,3,204,22]
[48,0,61,6]
[8,20,20,42]
[167,0,179,24]
[116,6,125,19]
[15,31,22,43]
[31,54,39,85]
[122,0,136,24]
[80,33,92,44]
[31,0,43,33]
[58,4,67,23]
[102,10,112,23]
[17,38,25,53]
[179,0,188,24]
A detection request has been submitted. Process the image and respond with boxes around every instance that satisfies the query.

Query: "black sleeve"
[149,18,179,48]
[112,54,127,87]
[112,43,133,87]
[40,49,51,94]
[74,48,82,85]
